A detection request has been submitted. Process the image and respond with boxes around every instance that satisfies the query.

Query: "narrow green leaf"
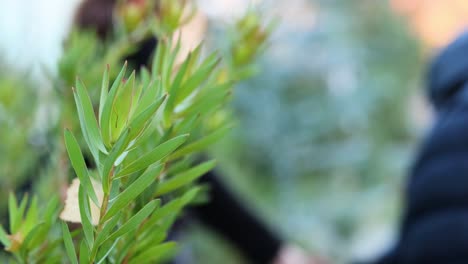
[44,196,59,225]
[165,157,193,176]
[22,222,46,250]
[8,193,18,233]
[180,187,201,205]
[175,54,220,104]
[177,83,230,118]
[118,135,188,177]
[26,223,50,250]
[102,129,130,194]
[37,239,62,263]
[64,130,99,205]
[132,229,167,258]
[110,71,136,142]
[109,180,121,201]
[129,242,178,264]
[143,202,178,230]
[61,222,79,264]
[103,164,163,221]
[137,181,158,210]
[13,195,28,234]
[152,40,167,78]
[79,240,90,264]
[99,65,110,122]
[78,186,94,249]
[169,51,191,94]
[155,160,216,196]
[134,79,162,116]
[184,41,203,75]
[140,67,151,88]
[101,62,128,147]
[92,212,121,254]
[106,200,159,243]
[18,194,28,217]
[174,113,200,135]
[74,88,99,163]
[130,120,160,151]
[96,238,120,264]
[130,81,145,119]
[0,225,11,248]
[128,94,166,141]
[23,196,38,233]
[114,236,134,264]
[142,187,200,231]
[39,255,62,264]
[169,126,230,160]
[164,52,192,115]
[158,214,178,234]
[162,37,181,88]
[75,78,107,154]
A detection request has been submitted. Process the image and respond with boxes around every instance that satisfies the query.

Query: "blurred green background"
[180,0,425,263]
[4,0,467,262]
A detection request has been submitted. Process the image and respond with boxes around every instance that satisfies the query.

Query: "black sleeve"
[395,98,468,263]
[372,32,468,264]
[192,171,283,264]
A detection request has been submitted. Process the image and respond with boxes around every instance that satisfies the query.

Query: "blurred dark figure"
[373,32,468,264]
[75,0,157,66]
[75,0,115,39]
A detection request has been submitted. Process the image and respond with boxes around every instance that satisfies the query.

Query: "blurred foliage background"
[0,69,41,218]
[184,0,424,263]
[3,0,468,263]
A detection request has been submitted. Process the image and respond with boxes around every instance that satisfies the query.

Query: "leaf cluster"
[0,1,272,263]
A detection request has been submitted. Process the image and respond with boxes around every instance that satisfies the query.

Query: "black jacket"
[375,32,468,264]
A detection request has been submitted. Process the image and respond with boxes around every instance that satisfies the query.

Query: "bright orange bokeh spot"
[391,0,468,48]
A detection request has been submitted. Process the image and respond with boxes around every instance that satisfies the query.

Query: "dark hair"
[75,0,116,39]
[74,0,158,67]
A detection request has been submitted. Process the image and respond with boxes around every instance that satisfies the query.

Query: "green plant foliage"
[228,10,276,80]
[0,0,271,262]
[0,72,41,219]
[0,194,61,263]
[56,46,233,261]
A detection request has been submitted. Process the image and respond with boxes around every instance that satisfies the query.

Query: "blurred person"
[367,31,468,264]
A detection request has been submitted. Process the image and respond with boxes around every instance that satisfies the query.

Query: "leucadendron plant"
[0,1,272,263]
[0,41,225,263]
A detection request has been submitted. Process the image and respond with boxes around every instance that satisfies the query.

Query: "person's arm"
[395,101,468,263]
[193,171,326,264]
[374,32,468,264]
[193,171,283,263]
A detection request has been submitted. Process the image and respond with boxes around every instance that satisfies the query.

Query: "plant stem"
[97,192,109,233]
[89,167,114,263]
